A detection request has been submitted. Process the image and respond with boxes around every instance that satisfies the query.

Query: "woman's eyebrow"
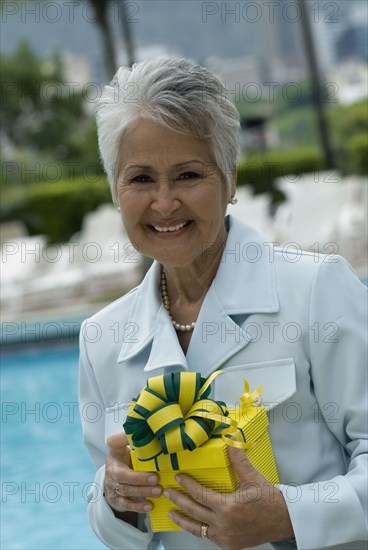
[123,163,152,171]
[123,160,204,171]
[175,160,203,167]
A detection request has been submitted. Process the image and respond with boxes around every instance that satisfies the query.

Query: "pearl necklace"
[160,269,197,332]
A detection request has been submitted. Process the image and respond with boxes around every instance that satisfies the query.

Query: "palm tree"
[298,0,335,169]
[88,0,117,79]
[119,0,136,66]
[87,0,136,77]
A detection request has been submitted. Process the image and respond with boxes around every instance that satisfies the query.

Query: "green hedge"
[1,176,112,243]
[345,133,368,175]
[237,147,325,203]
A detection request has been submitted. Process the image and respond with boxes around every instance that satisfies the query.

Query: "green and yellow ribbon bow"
[123,370,263,463]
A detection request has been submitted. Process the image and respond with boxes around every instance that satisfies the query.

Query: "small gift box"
[123,371,279,532]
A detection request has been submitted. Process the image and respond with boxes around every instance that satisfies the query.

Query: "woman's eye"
[179,172,199,180]
[130,174,151,183]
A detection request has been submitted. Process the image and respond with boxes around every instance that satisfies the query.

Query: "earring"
[229,196,238,205]
[116,205,121,211]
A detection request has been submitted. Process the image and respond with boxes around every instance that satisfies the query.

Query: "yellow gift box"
[123,371,279,532]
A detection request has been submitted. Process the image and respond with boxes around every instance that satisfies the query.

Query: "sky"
[1,0,367,83]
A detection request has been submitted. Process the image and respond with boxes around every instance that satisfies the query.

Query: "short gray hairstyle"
[96,56,240,204]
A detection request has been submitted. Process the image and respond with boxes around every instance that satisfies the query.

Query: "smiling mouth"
[150,221,192,233]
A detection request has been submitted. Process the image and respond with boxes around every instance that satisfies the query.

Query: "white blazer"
[79,215,367,550]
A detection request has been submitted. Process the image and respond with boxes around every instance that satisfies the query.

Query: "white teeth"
[153,221,188,233]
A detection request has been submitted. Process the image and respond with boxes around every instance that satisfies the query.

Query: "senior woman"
[79,57,367,550]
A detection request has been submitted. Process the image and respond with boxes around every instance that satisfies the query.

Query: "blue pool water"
[1,344,107,550]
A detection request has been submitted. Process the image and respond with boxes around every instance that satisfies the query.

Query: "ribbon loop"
[123,371,263,461]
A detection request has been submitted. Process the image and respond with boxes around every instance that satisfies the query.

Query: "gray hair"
[96,56,240,204]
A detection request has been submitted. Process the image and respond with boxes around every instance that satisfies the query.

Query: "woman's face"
[117,118,235,268]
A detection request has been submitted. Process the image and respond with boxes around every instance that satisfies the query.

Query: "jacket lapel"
[185,284,252,376]
[144,304,187,372]
[117,261,187,371]
[186,215,279,375]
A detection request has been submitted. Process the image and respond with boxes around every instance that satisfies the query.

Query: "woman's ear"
[231,168,237,198]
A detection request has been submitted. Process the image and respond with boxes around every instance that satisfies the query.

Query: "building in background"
[336,25,368,63]
[321,0,368,67]
[327,59,368,105]
[258,0,367,83]
[259,2,306,82]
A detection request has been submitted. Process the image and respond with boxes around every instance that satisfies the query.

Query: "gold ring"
[200,524,209,538]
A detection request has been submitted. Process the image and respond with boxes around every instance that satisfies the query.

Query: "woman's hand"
[104,433,163,518]
[163,445,294,550]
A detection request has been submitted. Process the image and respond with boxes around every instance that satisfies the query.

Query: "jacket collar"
[118,215,279,374]
[213,215,278,314]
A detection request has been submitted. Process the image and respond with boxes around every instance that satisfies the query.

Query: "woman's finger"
[109,463,160,488]
[105,490,154,514]
[107,480,162,499]
[167,509,212,540]
[163,487,213,525]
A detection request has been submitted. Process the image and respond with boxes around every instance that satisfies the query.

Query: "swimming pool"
[1,343,107,550]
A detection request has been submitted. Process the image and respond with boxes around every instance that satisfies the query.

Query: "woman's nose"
[151,183,180,216]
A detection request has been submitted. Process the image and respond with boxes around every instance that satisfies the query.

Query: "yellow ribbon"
[224,379,263,449]
[123,370,263,461]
